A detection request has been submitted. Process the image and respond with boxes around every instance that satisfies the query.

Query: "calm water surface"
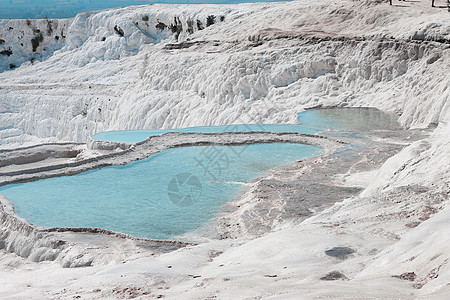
[0,108,399,239]
[93,108,400,144]
[0,143,321,239]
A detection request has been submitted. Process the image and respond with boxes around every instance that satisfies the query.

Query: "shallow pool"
[92,123,319,144]
[0,108,400,240]
[92,108,401,144]
[0,143,321,239]
[0,0,287,19]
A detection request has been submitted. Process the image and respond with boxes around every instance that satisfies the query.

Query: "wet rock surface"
[216,124,426,239]
[320,271,349,281]
[324,247,356,260]
[392,272,417,281]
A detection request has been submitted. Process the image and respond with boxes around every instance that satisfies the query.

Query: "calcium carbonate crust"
[0,0,450,298]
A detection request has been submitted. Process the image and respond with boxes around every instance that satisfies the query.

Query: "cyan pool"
[0,142,321,239]
[0,108,399,240]
[92,123,319,144]
[92,108,400,144]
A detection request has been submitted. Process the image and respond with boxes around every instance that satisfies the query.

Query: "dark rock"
[114,25,124,37]
[392,272,416,281]
[55,240,66,247]
[320,271,348,281]
[46,19,53,35]
[163,41,206,50]
[206,15,216,27]
[169,17,182,40]
[197,20,204,30]
[0,49,13,56]
[413,283,424,289]
[187,19,194,34]
[405,221,421,228]
[325,246,356,259]
[31,33,44,52]
[156,20,167,31]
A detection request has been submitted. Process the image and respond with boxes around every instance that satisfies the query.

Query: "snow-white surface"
[0,0,450,298]
[1,0,449,147]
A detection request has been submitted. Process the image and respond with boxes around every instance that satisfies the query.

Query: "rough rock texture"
[0,1,449,148]
[0,0,450,299]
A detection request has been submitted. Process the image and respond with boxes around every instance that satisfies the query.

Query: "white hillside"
[0,0,448,148]
[0,18,71,71]
[0,0,450,298]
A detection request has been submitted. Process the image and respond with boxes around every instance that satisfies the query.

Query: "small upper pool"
[92,108,401,144]
[92,123,319,145]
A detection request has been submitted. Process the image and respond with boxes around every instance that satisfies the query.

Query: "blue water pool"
[0,0,287,19]
[92,123,319,144]
[92,108,400,144]
[0,108,399,240]
[0,143,321,239]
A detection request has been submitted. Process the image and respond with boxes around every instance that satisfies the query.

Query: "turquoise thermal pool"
[0,108,400,240]
[0,143,321,240]
[92,108,400,144]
